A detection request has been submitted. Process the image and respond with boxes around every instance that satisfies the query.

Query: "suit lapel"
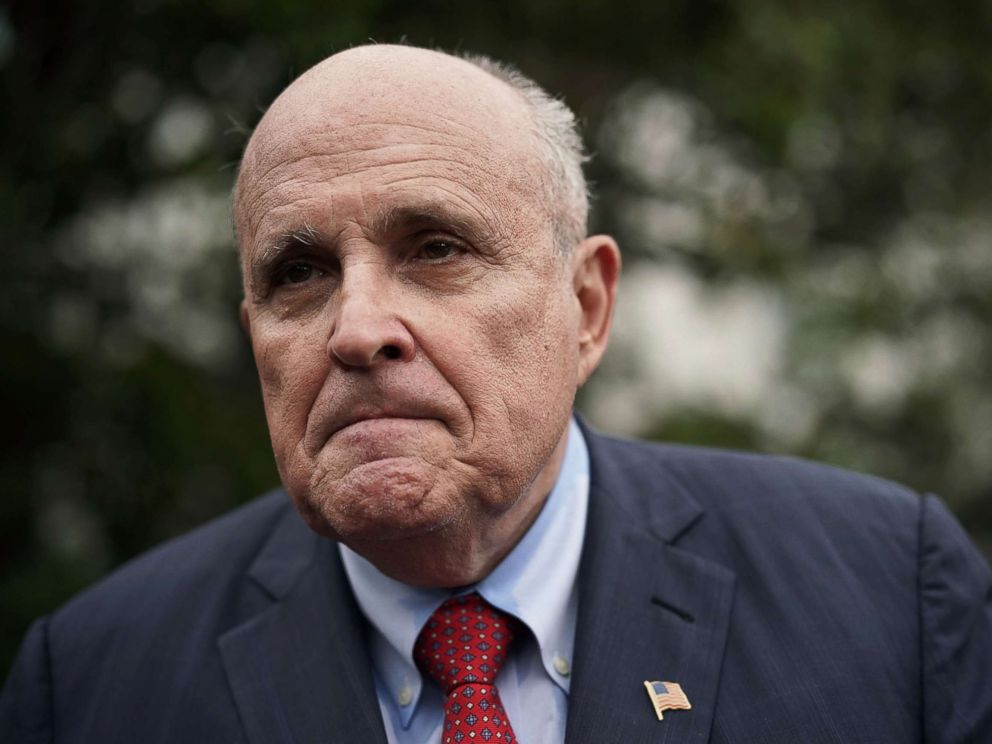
[566,430,736,744]
[219,504,388,744]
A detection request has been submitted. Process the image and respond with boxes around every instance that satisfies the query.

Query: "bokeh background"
[3,0,991,673]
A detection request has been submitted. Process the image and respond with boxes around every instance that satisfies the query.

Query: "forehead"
[235,52,548,251]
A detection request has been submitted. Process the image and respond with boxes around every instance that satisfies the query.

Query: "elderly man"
[3,44,991,744]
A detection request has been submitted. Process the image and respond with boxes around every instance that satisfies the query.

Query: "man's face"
[235,48,608,585]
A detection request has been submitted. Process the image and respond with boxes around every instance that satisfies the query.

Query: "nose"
[326,268,416,368]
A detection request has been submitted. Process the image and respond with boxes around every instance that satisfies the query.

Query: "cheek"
[505,302,579,416]
[435,279,579,434]
[487,279,576,371]
[250,317,329,452]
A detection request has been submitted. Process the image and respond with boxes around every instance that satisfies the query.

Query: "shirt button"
[398,686,413,707]
[553,655,571,677]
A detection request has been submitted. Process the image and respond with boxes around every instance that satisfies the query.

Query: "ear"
[572,234,621,386]
[239,299,252,337]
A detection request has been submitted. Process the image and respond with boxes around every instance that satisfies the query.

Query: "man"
[2,44,990,744]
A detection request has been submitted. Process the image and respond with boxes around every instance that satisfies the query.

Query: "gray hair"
[461,53,590,254]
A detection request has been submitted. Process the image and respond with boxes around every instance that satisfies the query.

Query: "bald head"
[234,44,588,255]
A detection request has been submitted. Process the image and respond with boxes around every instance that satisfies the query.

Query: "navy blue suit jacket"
[3,428,991,742]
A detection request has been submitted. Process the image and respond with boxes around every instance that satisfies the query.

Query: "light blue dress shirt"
[340,418,590,744]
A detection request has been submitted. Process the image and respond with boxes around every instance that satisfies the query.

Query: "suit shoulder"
[589,430,922,526]
[51,490,294,629]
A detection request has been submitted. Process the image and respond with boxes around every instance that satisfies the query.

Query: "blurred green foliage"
[2,0,991,674]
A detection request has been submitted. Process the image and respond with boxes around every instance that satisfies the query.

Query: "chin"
[291,458,464,543]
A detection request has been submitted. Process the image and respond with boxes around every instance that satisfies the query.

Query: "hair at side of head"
[458,53,590,254]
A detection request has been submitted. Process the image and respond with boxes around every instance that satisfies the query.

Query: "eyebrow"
[367,202,487,239]
[247,201,498,295]
[271,222,323,254]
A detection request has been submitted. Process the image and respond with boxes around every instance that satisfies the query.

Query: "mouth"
[323,416,442,461]
[304,386,455,457]
[322,406,445,446]
[334,413,433,434]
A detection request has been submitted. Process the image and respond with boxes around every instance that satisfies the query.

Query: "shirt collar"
[340,417,590,728]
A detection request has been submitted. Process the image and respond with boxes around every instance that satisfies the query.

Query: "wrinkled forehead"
[234,48,546,247]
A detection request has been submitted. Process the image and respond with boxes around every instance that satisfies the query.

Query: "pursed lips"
[304,388,455,456]
[335,412,432,434]
[317,405,443,450]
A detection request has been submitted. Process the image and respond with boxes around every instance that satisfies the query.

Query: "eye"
[278,261,320,285]
[418,239,462,261]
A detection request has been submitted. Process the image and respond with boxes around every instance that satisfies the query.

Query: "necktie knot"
[414,592,519,695]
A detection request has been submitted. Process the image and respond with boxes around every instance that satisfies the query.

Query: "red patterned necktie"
[414,593,521,744]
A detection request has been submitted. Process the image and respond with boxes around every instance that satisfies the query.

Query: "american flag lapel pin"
[643,680,692,721]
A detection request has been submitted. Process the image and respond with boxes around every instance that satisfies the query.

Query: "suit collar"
[577,422,707,544]
[245,497,322,601]
[219,500,388,744]
[565,424,736,744]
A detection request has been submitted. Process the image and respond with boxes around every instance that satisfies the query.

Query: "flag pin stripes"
[643,680,692,721]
